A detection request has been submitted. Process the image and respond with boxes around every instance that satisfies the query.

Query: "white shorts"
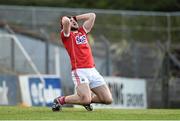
[72,67,106,89]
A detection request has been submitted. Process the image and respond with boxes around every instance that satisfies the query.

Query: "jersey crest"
[75,35,87,44]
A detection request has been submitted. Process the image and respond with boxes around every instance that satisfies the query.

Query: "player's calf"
[80,95,91,105]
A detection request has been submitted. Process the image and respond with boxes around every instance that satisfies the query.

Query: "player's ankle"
[57,96,66,105]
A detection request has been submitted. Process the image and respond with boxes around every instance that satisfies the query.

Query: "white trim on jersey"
[61,30,70,37]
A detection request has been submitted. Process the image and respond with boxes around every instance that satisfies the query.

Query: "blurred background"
[0,0,180,109]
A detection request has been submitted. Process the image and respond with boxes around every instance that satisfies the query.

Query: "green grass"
[0,106,180,120]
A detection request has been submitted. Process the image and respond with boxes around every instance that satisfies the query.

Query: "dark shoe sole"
[52,99,62,112]
[83,104,93,111]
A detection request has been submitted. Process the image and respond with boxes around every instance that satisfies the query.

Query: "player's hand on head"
[61,16,71,37]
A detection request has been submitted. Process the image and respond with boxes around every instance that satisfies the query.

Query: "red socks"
[57,96,66,105]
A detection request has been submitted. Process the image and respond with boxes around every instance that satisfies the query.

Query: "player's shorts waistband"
[72,66,95,71]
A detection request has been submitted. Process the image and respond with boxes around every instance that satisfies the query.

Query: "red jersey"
[61,27,95,70]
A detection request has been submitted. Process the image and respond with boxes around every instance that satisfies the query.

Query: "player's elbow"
[90,13,96,19]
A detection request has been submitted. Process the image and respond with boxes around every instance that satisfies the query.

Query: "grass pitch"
[0,106,180,120]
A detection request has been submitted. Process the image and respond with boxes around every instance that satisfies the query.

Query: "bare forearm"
[75,13,96,33]
[61,16,71,35]
[76,13,96,21]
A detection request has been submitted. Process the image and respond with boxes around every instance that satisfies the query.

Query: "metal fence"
[1,5,180,76]
[0,5,179,42]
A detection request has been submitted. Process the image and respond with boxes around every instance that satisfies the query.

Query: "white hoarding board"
[19,75,62,107]
[93,77,147,109]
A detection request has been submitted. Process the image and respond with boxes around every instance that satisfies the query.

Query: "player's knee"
[103,97,113,104]
[81,95,91,105]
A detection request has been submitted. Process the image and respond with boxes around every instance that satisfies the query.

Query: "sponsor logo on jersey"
[75,35,87,44]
